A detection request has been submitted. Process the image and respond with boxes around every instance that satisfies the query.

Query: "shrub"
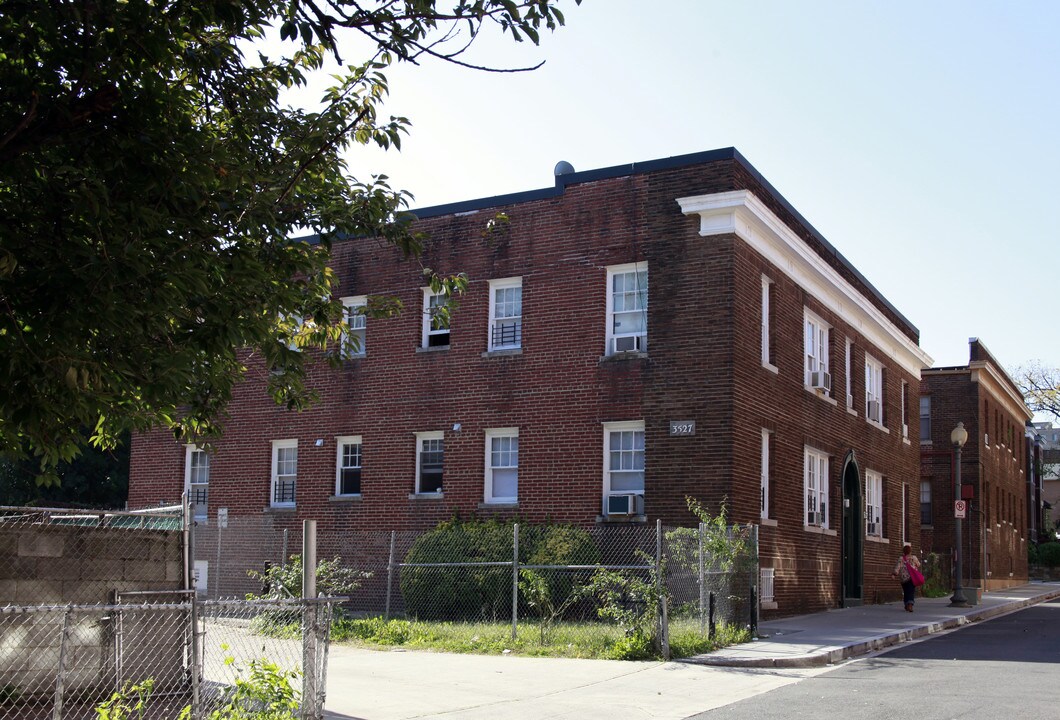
[1029,543,1041,566]
[400,519,598,621]
[1036,542,1060,567]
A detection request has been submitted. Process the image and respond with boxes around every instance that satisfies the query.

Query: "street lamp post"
[950,422,970,607]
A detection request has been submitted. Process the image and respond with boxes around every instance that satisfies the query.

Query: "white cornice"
[969,362,1032,423]
[677,190,933,378]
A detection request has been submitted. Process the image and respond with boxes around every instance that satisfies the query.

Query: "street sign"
[217,507,229,529]
[954,500,967,519]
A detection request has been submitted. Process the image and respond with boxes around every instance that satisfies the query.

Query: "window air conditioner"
[607,493,644,516]
[868,400,880,422]
[810,371,831,392]
[613,335,644,353]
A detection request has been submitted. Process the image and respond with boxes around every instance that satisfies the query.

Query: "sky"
[308,1,1059,377]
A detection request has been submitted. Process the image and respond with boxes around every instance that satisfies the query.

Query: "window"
[335,436,362,496]
[760,429,771,519]
[271,440,297,507]
[341,296,366,357]
[604,421,645,513]
[901,381,909,439]
[761,276,773,367]
[485,429,518,503]
[901,482,908,543]
[185,445,209,521]
[865,470,882,537]
[865,354,883,423]
[416,432,444,493]
[920,480,933,525]
[804,446,829,528]
[422,290,450,348]
[606,264,648,355]
[804,309,830,392]
[844,338,854,409]
[488,278,522,351]
[920,396,931,443]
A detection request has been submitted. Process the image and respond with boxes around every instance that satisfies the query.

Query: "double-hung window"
[920,480,932,525]
[865,355,883,424]
[488,278,522,351]
[416,432,444,494]
[844,338,854,409]
[920,396,931,442]
[185,445,210,521]
[422,291,450,348]
[341,296,367,358]
[761,276,774,368]
[804,309,830,393]
[604,421,645,514]
[336,436,362,496]
[606,264,648,355]
[271,439,297,507]
[760,430,771,519]
[485,429,518,503]
[804,446,829,529]
[865,470,883,537]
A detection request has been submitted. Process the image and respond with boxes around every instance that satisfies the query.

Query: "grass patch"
[249,615,750,660]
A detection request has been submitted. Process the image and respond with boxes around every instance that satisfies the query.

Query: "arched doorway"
[841,451,863,606]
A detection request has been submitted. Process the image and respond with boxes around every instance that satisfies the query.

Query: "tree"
[0,431,129,508]
[1015,363,1060,421]
[0,0,578,482]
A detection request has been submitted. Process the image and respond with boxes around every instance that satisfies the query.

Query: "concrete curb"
[681,587,1060,669]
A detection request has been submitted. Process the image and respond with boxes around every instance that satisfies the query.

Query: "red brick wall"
[129,154,926,616]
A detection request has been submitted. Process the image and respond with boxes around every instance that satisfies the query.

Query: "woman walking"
[891,542,922,612]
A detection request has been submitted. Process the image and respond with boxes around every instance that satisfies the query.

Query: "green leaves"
[0,0,578,478]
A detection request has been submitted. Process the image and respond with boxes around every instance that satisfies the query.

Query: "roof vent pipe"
[554,160,575,176]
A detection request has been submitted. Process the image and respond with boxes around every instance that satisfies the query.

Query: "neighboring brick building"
[920,339,1033,593]
[129,147,932,616]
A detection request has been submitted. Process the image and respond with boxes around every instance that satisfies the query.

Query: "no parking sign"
[954,500,967,519]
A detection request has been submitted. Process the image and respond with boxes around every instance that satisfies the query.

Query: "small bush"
[1029,543,1041,565]
[400,519,598,621]
[1036,542,1060,567]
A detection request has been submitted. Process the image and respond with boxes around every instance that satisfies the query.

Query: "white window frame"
[865,354,883,424]
[335,435,363,496]
[900,380,909,438]
[487,278,522,351]
[340,296,367,358]
[605,263,648,356]
[761,276,774,368]
[184,445,209,521]
[803,308,830,392]
[760,429,771,519]
[865,470,883,538]
[603,420,645,513]
[416,431,445,494]
[421,289,450,348]
[844,338,854,409]
[484,428,519,504]
[271,439,298,508]
[804,446,829,529]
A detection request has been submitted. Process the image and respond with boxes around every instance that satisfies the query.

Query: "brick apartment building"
[129,147,933,616]
[920,339,1033,593]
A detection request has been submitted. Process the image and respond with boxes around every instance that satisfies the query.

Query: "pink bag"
[905,560,925,587]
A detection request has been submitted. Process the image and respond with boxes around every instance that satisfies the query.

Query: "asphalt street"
[686,600,1060,720]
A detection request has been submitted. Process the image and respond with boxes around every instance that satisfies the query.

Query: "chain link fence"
[0,596,336,719]
[193,517,759,658]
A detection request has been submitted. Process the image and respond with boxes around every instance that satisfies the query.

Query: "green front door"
[842,452,863,606]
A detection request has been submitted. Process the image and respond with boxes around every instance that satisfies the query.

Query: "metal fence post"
[656,519,667,654]
[511,523,519,641]
[385,530,396,620]
[698,521,706,635]
[189,595,201,719]
[52,607,72,720]
[303,520,319,720]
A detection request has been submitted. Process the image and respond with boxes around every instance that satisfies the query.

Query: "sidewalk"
[323,582,1060,720]
[686,581,1060,668]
